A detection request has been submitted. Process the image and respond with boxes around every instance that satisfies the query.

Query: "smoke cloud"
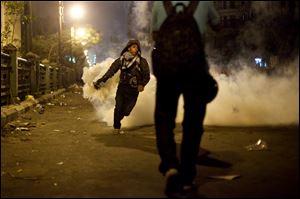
[128,1,152,48]
[81,2,298,128]
[202,57,299,126]
[82,56,298,127]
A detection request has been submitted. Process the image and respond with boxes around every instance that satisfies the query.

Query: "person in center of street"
[93,39,150,135]
[151,1,221,198]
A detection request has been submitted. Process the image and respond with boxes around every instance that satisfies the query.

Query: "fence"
[1,50,76,106]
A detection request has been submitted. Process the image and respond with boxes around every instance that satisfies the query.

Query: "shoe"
[164,168,182,198]
[113,129,120,135]
[182,183,197,193]
[112,129,125,135]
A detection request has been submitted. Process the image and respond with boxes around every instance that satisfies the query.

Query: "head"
[128,44,139,56]
[121,39,141,56]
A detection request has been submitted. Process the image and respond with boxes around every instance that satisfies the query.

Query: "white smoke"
[202,56,299,126]
[82,56,298,127]
[251,1,281,17]
[81,2,298,128]
[129,1,152,48]
[81,58,119,124]
[132,1,150,31]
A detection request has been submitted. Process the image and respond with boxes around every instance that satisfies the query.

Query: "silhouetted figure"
[151,1,220,197]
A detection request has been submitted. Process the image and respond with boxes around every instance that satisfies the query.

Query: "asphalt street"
[1,86,299,198]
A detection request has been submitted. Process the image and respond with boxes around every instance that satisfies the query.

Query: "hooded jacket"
[120,39,141,56]
[97,39,150,90]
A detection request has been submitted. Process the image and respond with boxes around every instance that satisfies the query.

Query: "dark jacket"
[97,39,150,90]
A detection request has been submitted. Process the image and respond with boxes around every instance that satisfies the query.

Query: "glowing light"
[76,27,86,38]
[254,57,268,68]
[70,5,84,20]
[255,58,262,65]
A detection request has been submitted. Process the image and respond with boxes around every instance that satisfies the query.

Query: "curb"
[1,85,76,129]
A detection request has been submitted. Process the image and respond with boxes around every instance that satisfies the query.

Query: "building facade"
[208,1,299,71]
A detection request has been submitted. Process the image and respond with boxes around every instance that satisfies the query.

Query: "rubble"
[245,139,268,151]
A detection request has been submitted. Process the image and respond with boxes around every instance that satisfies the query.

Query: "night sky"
[32,1,131,60]
[31,1,299,64]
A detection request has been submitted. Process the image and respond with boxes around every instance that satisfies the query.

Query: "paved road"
[1,86,299,198]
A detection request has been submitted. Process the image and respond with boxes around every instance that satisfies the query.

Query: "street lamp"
[58,1,64,88]
[69,5,84,20]
[69,5,85,64]
[69,5,85,83]
[70,5,84,41]
[58,1,64,65]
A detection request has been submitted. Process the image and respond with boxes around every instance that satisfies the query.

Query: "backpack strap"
[186,1,199,15]
[163,1,173,16]
[163,1,199,16]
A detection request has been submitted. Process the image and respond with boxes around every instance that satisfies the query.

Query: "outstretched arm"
[95,58,121,83]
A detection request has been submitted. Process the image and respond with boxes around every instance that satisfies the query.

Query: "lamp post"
[58,1,63,65]
[57,1,64,88]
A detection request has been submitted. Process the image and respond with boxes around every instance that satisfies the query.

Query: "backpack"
[152,1,218,103]
[152,1,206,78]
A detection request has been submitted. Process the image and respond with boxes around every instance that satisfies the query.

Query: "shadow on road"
[91,131,159,155]
[197,155,233,168]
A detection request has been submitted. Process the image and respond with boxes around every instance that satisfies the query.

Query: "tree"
[74,24,102,49]
[32,23,101,76]
[32,24,101,65]
[1,1,25,49]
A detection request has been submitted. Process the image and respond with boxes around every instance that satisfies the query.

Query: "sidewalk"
[1,86,299,198]
[1,86,74,128]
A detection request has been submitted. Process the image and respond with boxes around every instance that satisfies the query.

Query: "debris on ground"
[245,139,268,151]
[25,95,38,103]
[35,104,45,114]
[207,174,241,180]
[56,162,64,165]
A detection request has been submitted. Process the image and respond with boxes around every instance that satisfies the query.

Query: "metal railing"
[1,51,76,106]
[1,52,11,105]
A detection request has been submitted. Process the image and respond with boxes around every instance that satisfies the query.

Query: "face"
[128,44,139,56]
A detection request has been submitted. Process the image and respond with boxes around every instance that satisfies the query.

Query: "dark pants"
[154,71,207,185]
[114,84,139,129]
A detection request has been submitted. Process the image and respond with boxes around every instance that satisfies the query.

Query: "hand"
[93,82,100,90]
[137,85,144,92]
[93,81,105,90]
